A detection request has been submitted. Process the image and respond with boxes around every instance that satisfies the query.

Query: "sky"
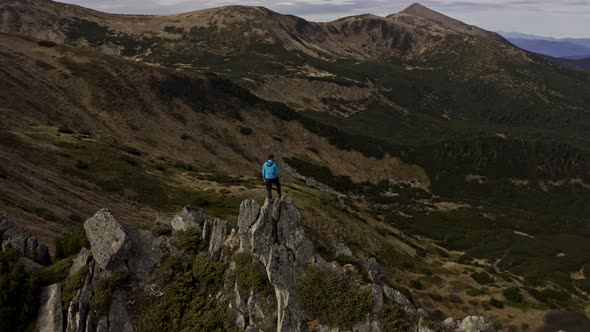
[58,0,590,38]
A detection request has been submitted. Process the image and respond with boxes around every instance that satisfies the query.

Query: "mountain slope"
[391,3,509,44]
[2,1,590,329]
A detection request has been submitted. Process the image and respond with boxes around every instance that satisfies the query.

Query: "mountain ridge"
[2,1,590,330]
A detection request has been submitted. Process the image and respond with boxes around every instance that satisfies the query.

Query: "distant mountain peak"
[393,2,508,44]
[400,3,440,15]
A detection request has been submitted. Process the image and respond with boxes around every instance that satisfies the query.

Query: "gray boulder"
[170,207,207,232]
[334,243,353,257]
[37,284,63,332]
[443,318,460,329]
[0,216,50,265]
[84,209,130,270]
[457,316,495,332]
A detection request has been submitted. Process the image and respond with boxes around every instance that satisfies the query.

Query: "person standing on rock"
[262,154,282,200]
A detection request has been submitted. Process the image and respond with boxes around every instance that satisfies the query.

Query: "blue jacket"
[262,160,280,180]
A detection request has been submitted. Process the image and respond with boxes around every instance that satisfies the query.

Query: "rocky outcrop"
[444,316,496,332]
[0,216,50,265]
[208,218,228,261]
[37,284,63,332]
[170,207,207,232]
[108,290,134,332]
[125,227,167,276]
[237,196,315,332]
[69,247,91,276]
[66,260,97,332]
[64,209,168,332]
[1,197,502,332]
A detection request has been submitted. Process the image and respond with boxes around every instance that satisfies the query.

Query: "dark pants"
[265,178,281,199]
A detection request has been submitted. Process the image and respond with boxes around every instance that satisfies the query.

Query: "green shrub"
[239,126,253,136]
[415,247,427,258]
[233,253,272,295]
[37,40,57,48]
[0,249,38,332]
[58,126,74,134]
[90,272,131,316]
[62,265,90,305]
[152,224,173,237]
[192,253,227,292]
[380,300,414,331]
[55,229,90,259]
[409,280,425,290]
[466,287,488,296]
[300,268,373,327]
[502,287,524,303]
[174,228,203,254]
[457,255,473,265]
[471,271,495,285]
[137,254,229,332]
[35,258,73,286]
[526,287,570,307]
[487,297,504,309]
[174,161,195,172]
[334,254,356,266]
[75,160,89,169]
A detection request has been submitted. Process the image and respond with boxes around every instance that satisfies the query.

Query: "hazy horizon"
[55,0,590,39]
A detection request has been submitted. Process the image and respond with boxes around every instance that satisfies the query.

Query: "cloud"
[58,0,590,38]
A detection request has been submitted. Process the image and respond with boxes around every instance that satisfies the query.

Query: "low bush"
[62,265,90,305]
[55,229,90,259]
[37,40,57,48]
[380,300,414,331]
[466,287,488,296]
[334,254,356,266]
[90,272,131,316]
[409,280,425,290]
[300,268,373,327]
[0,249,38,332]
[35,258,73,286]
[152,224,173,237]
[526,287,570,307]
[137,254,229,332]
[239,126,253,136]
[503,287,524,303]
[174,228,203,254]
[487,297,505,309]
[471,271,495,285]
[233,253,272,296]
[58,126,75,134]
